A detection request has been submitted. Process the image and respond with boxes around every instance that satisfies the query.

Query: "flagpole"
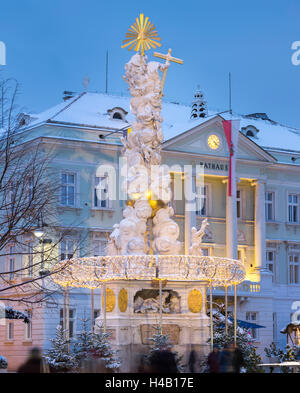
[223,119,239,260]
[229,72,232,114]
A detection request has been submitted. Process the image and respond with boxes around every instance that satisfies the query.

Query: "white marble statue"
[169,295,181,313]
[107,52,183,257]
[189,218,209,256]
[106,200,152,256]
[134,292,170,313]
[105,223,121,255]
[121,53,168,167]
[152,207,181,255]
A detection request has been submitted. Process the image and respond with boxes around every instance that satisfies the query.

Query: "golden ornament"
[121,13,161,57]
[118,288,128,312]
[188,289,203,313]
[102,287,116,312]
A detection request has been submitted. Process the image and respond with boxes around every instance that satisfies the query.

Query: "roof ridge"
[241,113,300,132]
[47,91,86,122]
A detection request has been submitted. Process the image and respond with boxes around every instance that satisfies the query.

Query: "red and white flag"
[222,119,240,196]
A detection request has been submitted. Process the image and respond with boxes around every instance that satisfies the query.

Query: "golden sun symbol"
[121,13,161,57]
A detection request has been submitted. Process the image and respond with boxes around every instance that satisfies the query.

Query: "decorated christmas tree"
[92,323,120,370]
[146,326,185,372]
[44,325,77,372]
[73,317,94,363]
[205,310,262,373]
[264,342,297,373]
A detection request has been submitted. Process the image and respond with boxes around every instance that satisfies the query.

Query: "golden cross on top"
[154,48,184,98]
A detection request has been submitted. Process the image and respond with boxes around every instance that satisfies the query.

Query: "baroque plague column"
[51,14,246,372]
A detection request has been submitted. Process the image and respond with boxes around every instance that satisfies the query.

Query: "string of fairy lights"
[50,255,246,289]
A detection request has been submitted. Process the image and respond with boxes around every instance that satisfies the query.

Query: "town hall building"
[1,88,300,370]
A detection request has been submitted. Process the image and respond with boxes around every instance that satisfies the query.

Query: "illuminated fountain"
[51,14,246,371]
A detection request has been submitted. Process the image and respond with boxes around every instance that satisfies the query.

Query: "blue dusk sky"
[0,0,300,128]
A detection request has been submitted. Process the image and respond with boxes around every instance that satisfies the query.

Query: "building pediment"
[163,115,277,163]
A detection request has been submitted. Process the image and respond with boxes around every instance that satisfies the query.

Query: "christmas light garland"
[51,255,246,289]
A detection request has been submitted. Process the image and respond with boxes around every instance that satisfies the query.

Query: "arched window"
[107,107,128,121]
[113,112,122,120]
[241,125,259,138]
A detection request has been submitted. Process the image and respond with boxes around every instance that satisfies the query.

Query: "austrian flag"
[222,119,240,196]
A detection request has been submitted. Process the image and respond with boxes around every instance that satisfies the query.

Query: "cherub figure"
[189,218,209,256]
[106,200,152,256]
[152,207,181,255]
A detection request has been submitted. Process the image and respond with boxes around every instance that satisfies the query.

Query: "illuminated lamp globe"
[33,228,44,238]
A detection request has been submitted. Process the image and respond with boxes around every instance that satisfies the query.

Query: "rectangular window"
[237,189,241,218]
[60,239,75,261]
[7,181,15,205]
[266,250,276,282]
[246,312,258,340]
[289,254,299,284]
[288,194,298,223]
[196,185,207,216]
[94,176,109,208]
[6,322,14,341]
[273,312,277,342]
[201,248,209,257]
[25,242,34,277]
[27,176,34,203]
[92,240,106,257]
[61,173,76,206]
[24,310,32,340]
[265,192,275,221]
[93,309,101,329]
[170,172,184,215]
[60,308,76,338]
[8,245,15,280]
[237,249,242,261]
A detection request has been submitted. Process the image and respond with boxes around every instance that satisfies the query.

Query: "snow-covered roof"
[22,91,300,154]
[238,116,300,154]
[281,321,300,334]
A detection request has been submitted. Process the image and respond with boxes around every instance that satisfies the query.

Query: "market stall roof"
[220,318,265,330]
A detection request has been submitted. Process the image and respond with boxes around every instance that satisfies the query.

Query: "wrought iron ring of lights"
[50,255,246,289]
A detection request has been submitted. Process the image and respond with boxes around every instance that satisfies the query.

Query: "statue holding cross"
[153,48,184,98]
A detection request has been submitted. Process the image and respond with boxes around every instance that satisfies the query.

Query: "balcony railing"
[212,280,261,295]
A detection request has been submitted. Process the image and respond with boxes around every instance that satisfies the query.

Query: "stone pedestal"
[97,280,210,372]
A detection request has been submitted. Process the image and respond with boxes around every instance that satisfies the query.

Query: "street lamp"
[33,228,44,239]
[34,228,45,273]
[33,225,51,275]
[33,225,45,273]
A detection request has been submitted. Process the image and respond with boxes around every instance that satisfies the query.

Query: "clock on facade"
[207,134,220,150]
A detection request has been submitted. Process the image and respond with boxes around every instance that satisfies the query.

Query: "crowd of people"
[206,343,244,373]
[17,344,244,373]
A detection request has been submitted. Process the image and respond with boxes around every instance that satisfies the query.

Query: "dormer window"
[17,113,31,128]
[107,107,128,121]
[241,125,259,139]
[113,112,122,120]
